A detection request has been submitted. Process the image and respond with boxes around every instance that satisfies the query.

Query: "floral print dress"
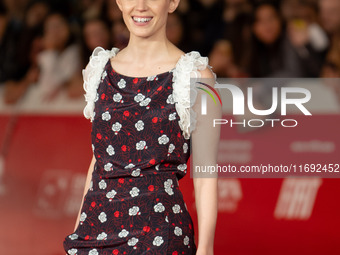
[63,47,210,255]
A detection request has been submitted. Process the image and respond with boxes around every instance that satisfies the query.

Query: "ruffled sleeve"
[172,51,216,140]
[83,47,119,121]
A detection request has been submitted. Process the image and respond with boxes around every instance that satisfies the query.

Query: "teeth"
[133,17,152,23]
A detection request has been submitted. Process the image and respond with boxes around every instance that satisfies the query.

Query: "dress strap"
[172,51,215,140]
[83,47,119,121]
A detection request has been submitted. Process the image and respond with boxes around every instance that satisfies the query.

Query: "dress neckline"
[108,48,183,79]
[108,60,175,79]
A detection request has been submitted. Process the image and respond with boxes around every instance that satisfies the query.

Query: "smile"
[132,17,153,23]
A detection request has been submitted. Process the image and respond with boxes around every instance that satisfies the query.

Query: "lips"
[132,16,153,23]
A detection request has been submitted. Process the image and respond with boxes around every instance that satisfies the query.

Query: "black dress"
[63,50,199,254]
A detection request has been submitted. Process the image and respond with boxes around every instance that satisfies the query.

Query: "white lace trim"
[83,47,212,140]
[83,47,119,121]
[172,51,211,139]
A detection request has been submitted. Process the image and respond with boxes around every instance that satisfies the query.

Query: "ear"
[168,0,180,14]
[116,0,123,12]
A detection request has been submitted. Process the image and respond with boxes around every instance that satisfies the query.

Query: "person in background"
[0,1,22,85]
[319,0,340,38]
[166,12,191,53]
[105,0,129,49]
[246,1,326,78]
[36,11,80,101]
[67,18,112,98]
[209,39,248,78]
[215,0,253,70]
[320,34,340,104]
[2,0,50,104]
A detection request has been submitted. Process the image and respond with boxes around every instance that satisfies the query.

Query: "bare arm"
[73,155,96,231]
[191,68,222,255]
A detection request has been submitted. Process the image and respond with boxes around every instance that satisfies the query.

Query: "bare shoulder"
[199,66,215,79]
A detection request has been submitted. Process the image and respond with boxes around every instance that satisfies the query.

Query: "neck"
[122,30,174,64]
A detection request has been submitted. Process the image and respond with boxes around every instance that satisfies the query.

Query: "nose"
[135,0,147,11]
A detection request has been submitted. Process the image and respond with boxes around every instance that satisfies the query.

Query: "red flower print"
[143,226,150,232]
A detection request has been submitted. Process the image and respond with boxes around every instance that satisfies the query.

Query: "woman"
[36,12,80,100]
[247,2,326,78]
[63,0,221,254]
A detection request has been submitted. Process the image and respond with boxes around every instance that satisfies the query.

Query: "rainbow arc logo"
[197,82,222,106]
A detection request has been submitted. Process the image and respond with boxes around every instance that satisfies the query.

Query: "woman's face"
[44,14,70,49]
[116,0,179,39]
[253,5,282,44]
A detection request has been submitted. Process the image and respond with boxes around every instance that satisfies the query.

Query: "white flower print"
[172,204,181,214]
[174,226,182,236]
[164,179,173,189]
[164,179,174,195]
[106,145,115,156]
[102,111,111,121]
[155,164,160,171]
[168,144,175,154]
[136,140,147,150]
[97,232,107,240]
[165,215,169,222]
[68,233,78,240]
[154,202,165,213]
[165,185,174,196]
[99,180,107,190]
[129,206,140,216]
[177,164,187,172]
[94,93,99,102]
[68,248,77,255]
[98,212,107,223]
[166,94,175,104]
[104,162,113,172]
[101,70,107,81]
[169,112,177,121]
[158,134,169,145]
[118,78,126,89]
[113,93,123,103]
[79,212,87,225]
[127,237,139,246]
[89,249,98,255]
[130,187,140,197]
[112,122,122,135]
[89,180,93,191]
[147,75,158,81]
[183,143,188,153]
[118,229,129,238]
[139,97,151,107]
[91,144,95,152]
[131,168,141,177]
[134,93,145,103]
[106,189,117,201]
[125,163,135,169]
[153,236,164,246]
[184,235,190,245]
[135,120,144,131]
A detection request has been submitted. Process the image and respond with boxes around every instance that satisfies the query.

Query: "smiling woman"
[62,0,221,254]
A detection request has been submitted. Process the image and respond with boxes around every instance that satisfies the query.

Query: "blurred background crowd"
[0,0,340,105]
